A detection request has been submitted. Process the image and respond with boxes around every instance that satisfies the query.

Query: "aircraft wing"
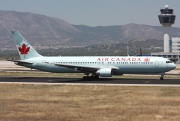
[54,63,118,72]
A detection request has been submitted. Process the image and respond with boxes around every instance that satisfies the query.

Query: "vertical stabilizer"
[11,31,42,60]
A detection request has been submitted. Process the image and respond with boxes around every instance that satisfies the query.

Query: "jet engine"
[96,68,113,77]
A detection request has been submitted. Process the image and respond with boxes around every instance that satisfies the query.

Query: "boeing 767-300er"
[11,31,176,80]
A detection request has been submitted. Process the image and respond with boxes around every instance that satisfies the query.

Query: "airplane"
[11,31,176,80]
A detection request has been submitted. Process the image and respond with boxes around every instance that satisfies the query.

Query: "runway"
[0,77,180,86]
[0,61,180,86]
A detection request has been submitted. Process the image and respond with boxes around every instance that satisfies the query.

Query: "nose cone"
[170,63,176,70]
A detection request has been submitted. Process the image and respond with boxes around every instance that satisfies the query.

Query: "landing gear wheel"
[82,75,99,80]
[160,77,164,80]
[83,76,87,80]
[92,75,99,79]
[160,72,165,80]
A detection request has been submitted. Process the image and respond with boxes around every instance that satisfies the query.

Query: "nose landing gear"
[160,76,164,80]
[160,72,165,80]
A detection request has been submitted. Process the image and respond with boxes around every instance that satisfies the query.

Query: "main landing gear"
[160,72,165,80]
[83,73,99,80]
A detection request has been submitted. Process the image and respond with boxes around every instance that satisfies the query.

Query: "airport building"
[172,37,180,53]
[151,5,180,63]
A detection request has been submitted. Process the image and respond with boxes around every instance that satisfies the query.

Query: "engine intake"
[96,68,112,77]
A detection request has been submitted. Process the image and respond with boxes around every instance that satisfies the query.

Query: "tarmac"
[0,77,180,87]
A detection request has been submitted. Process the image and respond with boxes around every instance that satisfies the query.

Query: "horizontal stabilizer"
[8,60,33,65]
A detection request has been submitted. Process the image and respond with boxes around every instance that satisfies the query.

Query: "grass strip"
[0,84,180,121]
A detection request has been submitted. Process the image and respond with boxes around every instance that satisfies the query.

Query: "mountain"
[75,23,180,41]
[0,10,180,49]
[74,24,164,43]
[0,10,81,48]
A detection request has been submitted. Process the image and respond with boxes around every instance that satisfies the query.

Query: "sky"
[0,0,179,27]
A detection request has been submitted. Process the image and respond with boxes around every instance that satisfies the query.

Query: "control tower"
[158,5,176,52]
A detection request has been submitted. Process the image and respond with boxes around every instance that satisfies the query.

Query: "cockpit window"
[166,61,173,63]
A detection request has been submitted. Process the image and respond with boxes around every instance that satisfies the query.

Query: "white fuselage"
[17,56,176,75]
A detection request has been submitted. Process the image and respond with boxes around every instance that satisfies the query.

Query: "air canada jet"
[11,31,176,80]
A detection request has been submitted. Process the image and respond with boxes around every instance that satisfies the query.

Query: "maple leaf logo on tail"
[18,44,30,54]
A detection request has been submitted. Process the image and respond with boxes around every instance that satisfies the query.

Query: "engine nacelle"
[96,68,113,77]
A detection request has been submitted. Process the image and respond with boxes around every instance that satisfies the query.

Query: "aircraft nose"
[170,63,176,70]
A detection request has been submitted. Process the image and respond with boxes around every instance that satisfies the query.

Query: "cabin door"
[42,60,46,67]
[155,60,159,67]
